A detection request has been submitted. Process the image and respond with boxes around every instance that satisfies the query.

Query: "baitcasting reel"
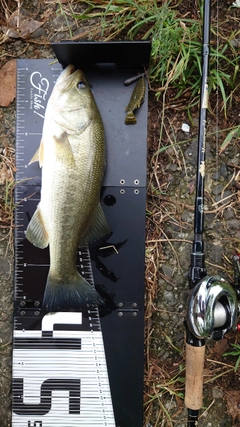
[186,275,239,341]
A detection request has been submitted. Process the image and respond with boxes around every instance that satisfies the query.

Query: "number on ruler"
[28,422,42,427]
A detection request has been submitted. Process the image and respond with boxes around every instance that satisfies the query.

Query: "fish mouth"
[65,64,75,76]
[56,64,76,85]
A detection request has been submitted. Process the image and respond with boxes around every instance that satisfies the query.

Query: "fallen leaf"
[0,162,13,185]
[212,338,228,358]
[2,11,43,38]
[225,390,240,422]
[0,60,16,107]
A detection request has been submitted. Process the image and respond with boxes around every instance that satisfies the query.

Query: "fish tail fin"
[125,111,137,125]
[42,271,104,312]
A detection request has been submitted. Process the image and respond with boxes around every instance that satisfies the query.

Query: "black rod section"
[186,0,211,425]
[188,409,199,427]
[188,0,210,290]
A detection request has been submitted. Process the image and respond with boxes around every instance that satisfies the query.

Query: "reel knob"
[186,276,238,340]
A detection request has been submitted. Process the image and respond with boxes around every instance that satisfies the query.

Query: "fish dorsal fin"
[29,139,44,167]
[25,205,49,249]
[80,203,110,246]
[53,132,75,166]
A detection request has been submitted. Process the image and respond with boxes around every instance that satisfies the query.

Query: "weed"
[144,360,185,426]
[223,343,240,372]
[56,0,74,38]
[73,0,240,115]
[220,125,240,154]
[163,333,182,354]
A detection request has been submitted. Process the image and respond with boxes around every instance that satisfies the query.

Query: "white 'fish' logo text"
[30,71,50,119]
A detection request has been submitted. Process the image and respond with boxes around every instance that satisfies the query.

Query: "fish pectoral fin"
[25,205,49,249]
[28,139,44,167]
[81,203,110,245]
[53,132,75,167]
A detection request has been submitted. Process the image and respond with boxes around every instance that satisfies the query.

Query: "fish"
[25,64,109,312]
[125,76,146,125]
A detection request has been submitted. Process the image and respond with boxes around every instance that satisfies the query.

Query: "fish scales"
[45,118,104,271]
[125,76,146,125]
[26,65,109,312]
[49,137,102,277]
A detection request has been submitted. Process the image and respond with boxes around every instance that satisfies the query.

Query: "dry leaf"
[225,390,240,422]
[0,162,12,185]
[0,60,16,107]
[2,11,43,38]
[212,338,228,358]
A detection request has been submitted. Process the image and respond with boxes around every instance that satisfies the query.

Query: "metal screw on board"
[118,312,123,317]
[34,301,40,307]
[20,301,26,307]
[34,311,40,316]
[20,311,26,316]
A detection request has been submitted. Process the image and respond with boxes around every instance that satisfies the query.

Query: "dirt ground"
[0,1,240,427]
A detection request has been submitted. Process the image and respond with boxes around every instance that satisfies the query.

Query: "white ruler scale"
[13,61,116,427]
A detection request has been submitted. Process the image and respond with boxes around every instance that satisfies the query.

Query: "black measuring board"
[14,53,148,427]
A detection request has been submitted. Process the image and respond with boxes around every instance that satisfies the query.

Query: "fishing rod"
[185,0,239,425]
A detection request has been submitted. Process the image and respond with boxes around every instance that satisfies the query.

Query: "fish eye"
[77,81,86,89]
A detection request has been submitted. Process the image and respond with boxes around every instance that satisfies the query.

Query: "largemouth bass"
[26,65,109,312]
[125,76,146,125]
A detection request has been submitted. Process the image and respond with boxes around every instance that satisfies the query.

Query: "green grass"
[223,343,240,372]
[73,0,240,115]
[56,0,74,38]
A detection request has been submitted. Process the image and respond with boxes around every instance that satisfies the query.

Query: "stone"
[212,387,223,399]
[212,183,224,195]
[179,247,191,271]
[180,291,188,304]
[212,170,221,180]
[226,218,240,231]
[181,211,194,223]
[184,139,198,166]
[0,257,10,279]
[167,163,178,172]
[163,290,176,306]
[31,27,47,38]
[208,244,223,264]
[223,207,235,220]
[162,265,173,278]
[220,162,228,178]
[215,190,232,202]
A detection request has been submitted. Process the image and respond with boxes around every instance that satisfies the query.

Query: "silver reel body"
[186,275,238,340]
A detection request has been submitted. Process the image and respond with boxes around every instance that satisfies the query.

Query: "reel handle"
[185,343,205,410]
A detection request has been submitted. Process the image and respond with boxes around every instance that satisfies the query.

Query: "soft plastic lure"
[125,77,146,125]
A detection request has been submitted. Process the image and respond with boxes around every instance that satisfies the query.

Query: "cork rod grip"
[185,342,205,410]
